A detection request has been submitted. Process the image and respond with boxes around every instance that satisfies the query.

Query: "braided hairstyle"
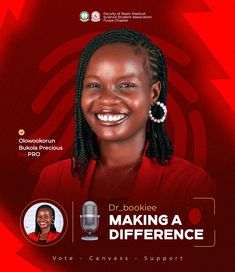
[72,29,173,184]
[35,204,56,235]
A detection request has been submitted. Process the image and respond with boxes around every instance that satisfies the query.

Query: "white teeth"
[97,114,125,122]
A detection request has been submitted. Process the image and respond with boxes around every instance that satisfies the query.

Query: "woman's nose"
[98,88,120,105]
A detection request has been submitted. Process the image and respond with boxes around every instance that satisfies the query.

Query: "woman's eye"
[119,83,136,88]
[37,216,50,220]
[86,83,100,88]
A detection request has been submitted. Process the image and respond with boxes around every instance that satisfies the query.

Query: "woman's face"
[36,208,53,230]
[81,43,160,142]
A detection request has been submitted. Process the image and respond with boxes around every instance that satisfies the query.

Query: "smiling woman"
[28,205,60,243]
[81,43,159,143]
[33,29,215,210]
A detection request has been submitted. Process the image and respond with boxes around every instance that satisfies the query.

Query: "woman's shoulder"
[28,232,38,240]
[42,159,71,173]
[51,231,60,237]
[164,156,215,194]
[32,159,77,200]
[38,159,74,182]
[166,156,208,176]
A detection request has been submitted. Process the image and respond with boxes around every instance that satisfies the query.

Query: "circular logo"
[18,129,25,136]
[80,11,89,22]
[91,11,101,22]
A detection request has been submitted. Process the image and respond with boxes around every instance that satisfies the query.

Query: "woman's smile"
[94,110,129,126]
[38,221,48,228]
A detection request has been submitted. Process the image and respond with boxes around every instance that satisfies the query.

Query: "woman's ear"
[150,81,161,106]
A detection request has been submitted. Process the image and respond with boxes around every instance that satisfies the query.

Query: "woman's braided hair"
[72,29,173,184]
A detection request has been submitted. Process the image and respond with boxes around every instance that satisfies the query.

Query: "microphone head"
[80,201,100,234]
[82,201,98,216]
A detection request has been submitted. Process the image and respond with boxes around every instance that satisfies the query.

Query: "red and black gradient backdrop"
[0,0,234,271]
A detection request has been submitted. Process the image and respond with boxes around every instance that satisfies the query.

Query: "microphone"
[80,201,100,241]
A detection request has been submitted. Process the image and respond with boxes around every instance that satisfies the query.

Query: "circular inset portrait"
[21,199,67,246]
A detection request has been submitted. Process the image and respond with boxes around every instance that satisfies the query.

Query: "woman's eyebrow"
[116,74,139,80]
[83,75,100,79]
[84,74,139,80]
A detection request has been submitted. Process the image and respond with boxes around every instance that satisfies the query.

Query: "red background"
[0,0,234,271]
